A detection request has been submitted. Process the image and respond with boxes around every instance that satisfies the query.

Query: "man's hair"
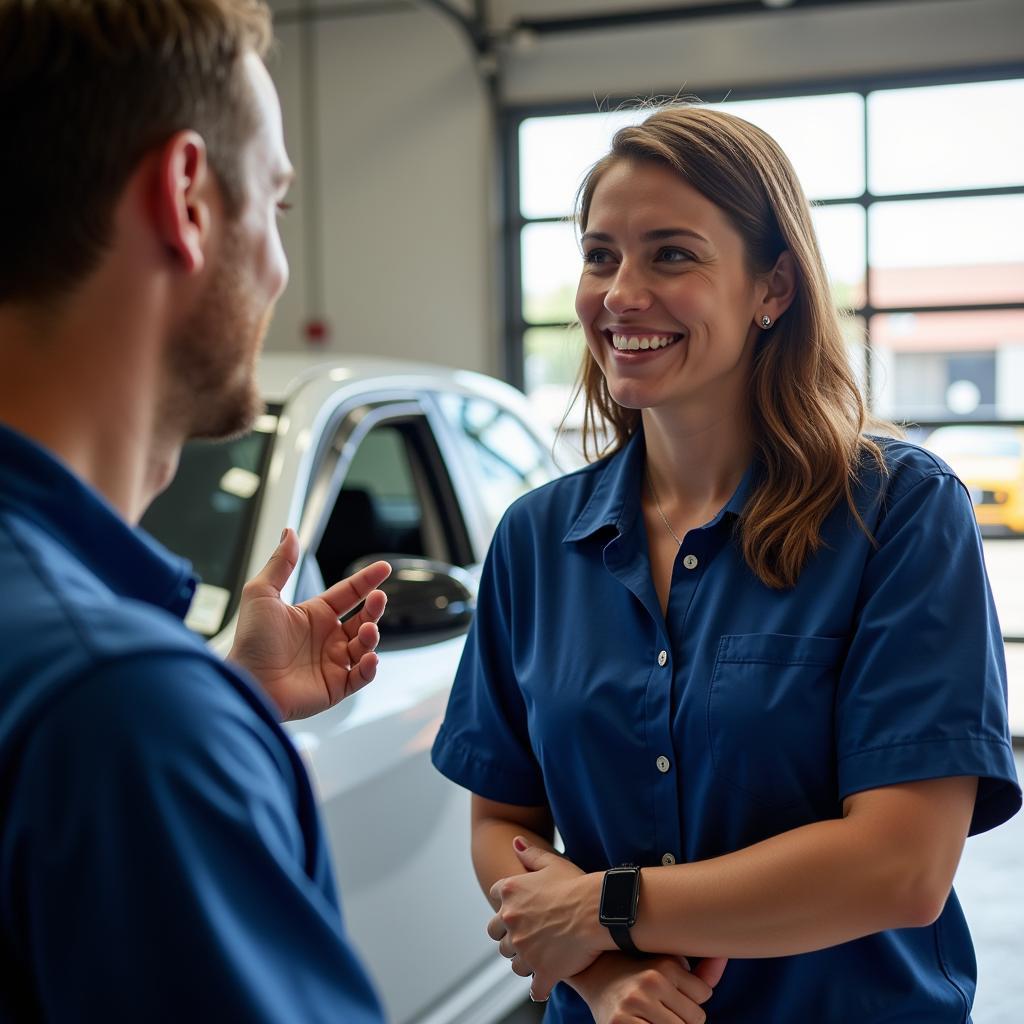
[0,0,272,304]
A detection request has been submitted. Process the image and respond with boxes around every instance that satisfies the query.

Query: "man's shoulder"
[0,504,205,659]
[0,508,248,765]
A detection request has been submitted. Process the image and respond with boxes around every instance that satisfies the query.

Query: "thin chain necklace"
[646,465,682,547]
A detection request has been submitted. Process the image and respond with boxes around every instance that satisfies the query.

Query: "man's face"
[169,52,293,441]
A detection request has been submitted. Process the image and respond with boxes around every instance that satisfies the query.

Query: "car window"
[927,425,1022,458]
[140,412,278,637]
[314,416,470,587]
[437,393,553,533]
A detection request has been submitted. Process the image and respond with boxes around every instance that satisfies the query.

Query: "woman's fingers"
[693,956,728,988]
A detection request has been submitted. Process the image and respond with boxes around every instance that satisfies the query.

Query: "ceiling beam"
[513,0,961,38]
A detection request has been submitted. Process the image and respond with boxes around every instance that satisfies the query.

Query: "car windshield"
[928,426,1022,458]
[140,409,280,637]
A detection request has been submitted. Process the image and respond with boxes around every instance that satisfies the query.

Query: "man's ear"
[153,131,215,276]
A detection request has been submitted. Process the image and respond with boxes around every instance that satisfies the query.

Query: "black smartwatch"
[599,864,645,956]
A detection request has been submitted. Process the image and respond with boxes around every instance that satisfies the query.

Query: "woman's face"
[575,159,765,416]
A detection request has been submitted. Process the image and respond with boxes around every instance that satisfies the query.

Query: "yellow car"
[926,425,1024,536]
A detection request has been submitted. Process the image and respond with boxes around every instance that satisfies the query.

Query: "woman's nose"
[604,264,652,315]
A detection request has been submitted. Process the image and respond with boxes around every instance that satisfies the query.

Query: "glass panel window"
[524,324,587,430]
[708,93,865,200]
[840,315,868,397]
[519,110,646,219]
[810,203,866,309]
[869,195,1024,308]
[438,394,553,531]
[869,310,1024,421]
[141,412,278,637]
[522,221,581,324]
[868,79,1024,195]
[316,424,428,585]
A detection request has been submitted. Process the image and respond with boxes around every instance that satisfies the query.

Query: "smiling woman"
[574,108,884,591]
[432,104,1021,1024]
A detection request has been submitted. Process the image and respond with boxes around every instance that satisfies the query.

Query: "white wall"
[265,2,497,375]
[264,0,1024,377]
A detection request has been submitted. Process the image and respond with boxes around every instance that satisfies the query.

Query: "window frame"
[503,62,1024,669]
[501,62,1024,402]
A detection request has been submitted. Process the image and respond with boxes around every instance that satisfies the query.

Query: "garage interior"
[256,2,1022,1021]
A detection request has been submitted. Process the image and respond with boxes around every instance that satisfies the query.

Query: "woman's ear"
[755,250,798,329]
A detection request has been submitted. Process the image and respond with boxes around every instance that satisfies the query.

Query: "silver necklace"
[646,466,682,547]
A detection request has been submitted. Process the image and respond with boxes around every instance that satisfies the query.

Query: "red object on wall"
[304,318,331,346]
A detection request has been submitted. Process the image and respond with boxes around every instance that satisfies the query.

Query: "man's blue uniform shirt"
[432,429,1022,1023]
[0,423,384,1022]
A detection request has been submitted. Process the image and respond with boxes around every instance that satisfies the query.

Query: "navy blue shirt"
[0,424,384,1022]
[432,429,1021,1023]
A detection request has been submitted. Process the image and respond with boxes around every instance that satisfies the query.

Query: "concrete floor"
[500,749,1024,1024]
[954,747,1024,1024]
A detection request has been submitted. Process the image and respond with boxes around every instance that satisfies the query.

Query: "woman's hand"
[487,839,602,999]
[570,953,724,1024]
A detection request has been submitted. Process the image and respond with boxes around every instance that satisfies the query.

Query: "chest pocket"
[707,633,846,810]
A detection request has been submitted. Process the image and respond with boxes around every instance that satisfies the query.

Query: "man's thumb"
[251,527,299,594]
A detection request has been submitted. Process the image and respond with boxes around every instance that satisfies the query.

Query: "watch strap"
[608,921,645,956]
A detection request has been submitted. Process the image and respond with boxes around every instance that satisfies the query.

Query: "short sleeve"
[3,654,383,1023]
[836,470,1022,834]
[431,513,547,806]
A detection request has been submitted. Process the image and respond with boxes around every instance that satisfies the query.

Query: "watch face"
[600,868,638,924]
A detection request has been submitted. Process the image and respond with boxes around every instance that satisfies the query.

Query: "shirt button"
[657,649,668,667]
[656,755,671,773]
[683,554,699,570]
[661,852,676,866]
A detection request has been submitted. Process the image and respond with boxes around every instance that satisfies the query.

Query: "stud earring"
[760,315,772,328]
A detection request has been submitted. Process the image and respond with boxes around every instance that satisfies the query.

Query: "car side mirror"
[345,556,477,650]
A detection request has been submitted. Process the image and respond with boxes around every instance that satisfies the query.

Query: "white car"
[141,354,570,1024]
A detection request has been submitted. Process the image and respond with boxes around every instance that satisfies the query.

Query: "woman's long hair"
[572,106,892,589]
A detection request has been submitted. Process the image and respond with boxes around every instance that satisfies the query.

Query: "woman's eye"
[657,247,694,263]
[583,248,614,265]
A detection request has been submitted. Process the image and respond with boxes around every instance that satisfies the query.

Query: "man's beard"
[164,225,271,442]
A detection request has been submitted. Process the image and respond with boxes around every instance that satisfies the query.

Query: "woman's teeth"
[611,333,680,352]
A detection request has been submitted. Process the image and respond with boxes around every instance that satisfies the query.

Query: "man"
[0,1,390,1019]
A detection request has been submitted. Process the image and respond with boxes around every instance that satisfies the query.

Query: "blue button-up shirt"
[432,429,1021,1023]
[0,423,383,1023]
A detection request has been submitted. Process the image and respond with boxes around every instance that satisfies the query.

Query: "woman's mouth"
[606,331,684,352]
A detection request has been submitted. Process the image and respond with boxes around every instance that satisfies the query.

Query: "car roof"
[255,352,476,403]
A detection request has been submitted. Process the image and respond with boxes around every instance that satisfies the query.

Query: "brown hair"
[0,0,272,304]
[573,106,891,589]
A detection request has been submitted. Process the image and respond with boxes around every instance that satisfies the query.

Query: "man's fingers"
[334,621,380,669]
[347,652,378,692]
[247,527,299,595]
[325,652,378,706]
[321,560,391,617]
[340,590,387,641]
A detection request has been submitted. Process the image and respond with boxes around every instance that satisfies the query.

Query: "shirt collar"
[563,427,757,544]
[0,422,197,618]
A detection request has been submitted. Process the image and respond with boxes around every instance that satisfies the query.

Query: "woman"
[431,107,1021,1023]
